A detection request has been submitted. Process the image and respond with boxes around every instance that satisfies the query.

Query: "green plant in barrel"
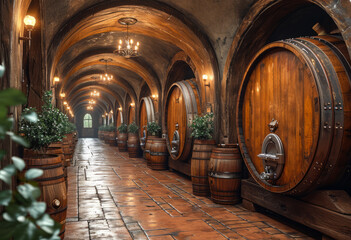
[127,122,139,134]
[0,87,60,239]
[190,112,214,140]
[147,121,161,136]
[117,123,128,133]
[20,91,69,151]
[105,124,116,132]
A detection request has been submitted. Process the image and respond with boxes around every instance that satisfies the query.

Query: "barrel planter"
[237,36,351,196]
[44,144,66,184]
[139,97,155,151]
[23,153,67,239]
[191,139,216,196]
[149,138,169,170]
[144,135,158,165]
[164,79,201,161]
[117,132,128,152]
[208,144,242,205]
[127,133,141,158]
[106,131,117,146]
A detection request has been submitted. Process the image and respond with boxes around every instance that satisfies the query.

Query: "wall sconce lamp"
[118,107,122,111]
[53,77,60,85]
[105,112,108,116]
[60,92,66,98]
[19,15,36,46]
[203,75,210,87]
[63,101,67,105]
[67,106,70,110]
[110,110,113,114]
[151,94,158,101]
[130,103,135,108]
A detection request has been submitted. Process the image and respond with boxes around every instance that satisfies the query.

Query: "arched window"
[83,113,92,128]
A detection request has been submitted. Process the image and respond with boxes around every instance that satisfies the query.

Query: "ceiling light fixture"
[114,17,140,58]
[87,105,93,110]
[90,90,100,97]
[99,58,113,82]
[89,99,96,105]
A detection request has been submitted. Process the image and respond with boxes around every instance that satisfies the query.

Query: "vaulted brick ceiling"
[46,1,219,113]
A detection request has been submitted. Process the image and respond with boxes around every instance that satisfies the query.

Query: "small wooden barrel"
[107,131,117,146]
[24,154,67,239]
[44,146,66,185]
[150,138,169,170]
[144,135,158,165]
[191,139,216,196]
[117,132,128,152]
[127,133,141,158]
[208,145,242,204]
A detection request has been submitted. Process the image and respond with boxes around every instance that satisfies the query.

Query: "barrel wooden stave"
[191,139,216,196]
[145,135,158,165]
[149,138,169,170]
[127,133,141,158]
[237,36,351,196]
[24,154,67,238]
[139,97,155,145]
[164,79,201,162]
[117,132,128,152]
[208,146,242,205]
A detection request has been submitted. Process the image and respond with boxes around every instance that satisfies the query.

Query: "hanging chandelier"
[89,99,96,105]
[87,105,93,110]
[90,90,100,97]
[98,58,113,82]
[114,17,140,58]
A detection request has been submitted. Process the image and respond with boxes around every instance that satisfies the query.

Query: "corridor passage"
[64,139,313,240]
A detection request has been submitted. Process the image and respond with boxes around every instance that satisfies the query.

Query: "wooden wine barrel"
[144,135,158,165]
[139,97,155,150]
[164,79,201,161]
[24,154,67,238]
[107,131,117,146]
[149,138,169,170]
[237,36,351,196]
[191,139,216,196]
[208,145,242,204]
[44,146,66,184]
[127,133,141,158]
[117,132,128,152]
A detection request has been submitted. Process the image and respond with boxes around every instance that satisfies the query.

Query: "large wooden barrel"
[127,133,141,158]
[44,146,66,185]
[208,145,242,204]
[117,132,128,152]
[145,135,158,165]
[24,154,67,239]
[237,36,351,196]
[164,79,201,161]
[139,97,155,150]
[191,139,216,196]
[149,138,169,170]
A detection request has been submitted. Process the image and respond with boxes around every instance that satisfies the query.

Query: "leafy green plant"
[63,121,76,135]
[117,123,128,133]
[0,87,60,240]
[105,124,116,132]
[98,125,106,131]
[190,112,214,140]
[147,121,161,136]
[20,91,68,151]
[127,122,139,134]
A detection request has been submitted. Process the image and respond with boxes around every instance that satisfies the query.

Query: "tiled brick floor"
[64,138,314,240]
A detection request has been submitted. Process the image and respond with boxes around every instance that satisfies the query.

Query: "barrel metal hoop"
[209,172,242,179]
[36,174,65,182]
[150,152,169,156]
[50,206,67,215]
[29,163,63,170]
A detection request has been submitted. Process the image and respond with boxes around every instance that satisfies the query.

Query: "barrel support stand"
[168,158,191,177]
[241,179,351,240]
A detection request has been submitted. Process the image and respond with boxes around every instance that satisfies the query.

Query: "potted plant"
[127,122,141,158]
[117,123,128,152]
[19,90,68,237]
[0,87,61,239]
[190,112,216,196]
[146,121,168,170]
[105,124,117,146]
